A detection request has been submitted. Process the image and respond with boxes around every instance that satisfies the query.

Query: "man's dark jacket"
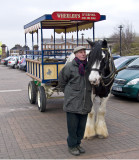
[58,59,92,114]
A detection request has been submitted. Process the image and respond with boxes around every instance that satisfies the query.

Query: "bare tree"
[110,23,136,55]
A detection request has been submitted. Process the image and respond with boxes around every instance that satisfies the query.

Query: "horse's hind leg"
[84,92,96,139]
[95,94,110,138]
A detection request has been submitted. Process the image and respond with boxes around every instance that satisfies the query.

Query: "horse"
[84,39,116,139]
[66,39,116,139]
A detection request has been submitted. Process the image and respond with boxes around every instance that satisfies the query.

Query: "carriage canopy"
[24,11,106,34]
[24,11,106,84]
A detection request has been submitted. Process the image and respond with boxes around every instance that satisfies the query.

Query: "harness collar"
[101,48,108,51]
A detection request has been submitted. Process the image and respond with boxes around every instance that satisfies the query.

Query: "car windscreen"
[114,57,129,68]
[5,57,12,60]
[128,58,139,68]
[10,58,16,61]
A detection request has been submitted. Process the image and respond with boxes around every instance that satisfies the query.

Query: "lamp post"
[81,33,84,45]
[118,25,123,56]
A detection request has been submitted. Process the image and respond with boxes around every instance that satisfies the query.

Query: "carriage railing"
[25,48,91,84]
[25,48,74,62]
[25,48,74,83]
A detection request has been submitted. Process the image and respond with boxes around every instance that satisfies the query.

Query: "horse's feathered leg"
[95,94,110,138]
[84,91,96,139]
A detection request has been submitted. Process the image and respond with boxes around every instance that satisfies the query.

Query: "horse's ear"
[102,39,107,48]
[86,39,95,47]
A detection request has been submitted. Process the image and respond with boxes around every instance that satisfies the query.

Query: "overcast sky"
[0,0,139,49]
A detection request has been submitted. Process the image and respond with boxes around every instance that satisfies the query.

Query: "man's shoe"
[68,147,80,156]
[77,145,85,153]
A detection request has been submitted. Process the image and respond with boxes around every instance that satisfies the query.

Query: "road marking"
[0,89,22,93]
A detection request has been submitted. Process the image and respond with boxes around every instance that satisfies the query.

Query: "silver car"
[7,56,18,68]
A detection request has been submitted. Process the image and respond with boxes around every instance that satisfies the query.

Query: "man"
[58,46,92,156]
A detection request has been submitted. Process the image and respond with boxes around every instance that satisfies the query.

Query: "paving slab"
[0,64,139,159]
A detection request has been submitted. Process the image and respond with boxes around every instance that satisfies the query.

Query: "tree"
[110,23,136,56]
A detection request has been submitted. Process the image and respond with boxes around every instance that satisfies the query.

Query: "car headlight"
[127,78,139,85]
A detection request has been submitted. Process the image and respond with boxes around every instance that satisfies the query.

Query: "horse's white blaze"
[88,51,105,85]
[89,62,101,85]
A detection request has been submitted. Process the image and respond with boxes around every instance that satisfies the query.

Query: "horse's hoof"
[97,135,105,139]
[84,136,96,140]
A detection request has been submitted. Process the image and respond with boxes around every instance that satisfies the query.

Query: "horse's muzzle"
[90,79,100,86]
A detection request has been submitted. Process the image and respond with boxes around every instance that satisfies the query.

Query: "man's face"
[75,49,86,61]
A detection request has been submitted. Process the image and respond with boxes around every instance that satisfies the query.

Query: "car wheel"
[28,81,37,104]
[137,91,139,102]
[37,86,46,112]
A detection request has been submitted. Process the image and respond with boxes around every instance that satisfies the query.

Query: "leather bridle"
[90,48,116,87]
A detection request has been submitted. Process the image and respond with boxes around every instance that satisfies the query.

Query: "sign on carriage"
[52,11,101,21]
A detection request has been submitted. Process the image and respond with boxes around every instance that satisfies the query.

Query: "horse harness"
[90,48,116,87]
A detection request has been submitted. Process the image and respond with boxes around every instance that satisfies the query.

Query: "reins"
[88,40,126,89]
[90,47,117,87]
[100,48,126,87]
[100,49,116,87]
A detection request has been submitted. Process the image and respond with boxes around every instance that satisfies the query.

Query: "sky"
[0,0,139,49]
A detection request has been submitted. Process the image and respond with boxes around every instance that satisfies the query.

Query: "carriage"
[24,11,106,112]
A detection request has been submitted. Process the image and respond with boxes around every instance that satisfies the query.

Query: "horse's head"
[87,39,112,86]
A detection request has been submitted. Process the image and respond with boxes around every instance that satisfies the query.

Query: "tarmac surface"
[0,64,139,159]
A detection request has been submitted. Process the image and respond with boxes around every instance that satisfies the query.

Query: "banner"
[52,12,100,21]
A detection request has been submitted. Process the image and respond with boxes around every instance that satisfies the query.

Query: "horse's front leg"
[84,91,96,139]
[95,93,110,138]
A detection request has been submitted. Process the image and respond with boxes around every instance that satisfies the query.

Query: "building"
[9,36,115,57]
[1,44,7,59]
[43,35,91,52]
[10,45,30,56]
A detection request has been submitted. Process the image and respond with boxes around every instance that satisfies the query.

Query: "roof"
[43,38,89,45]
[10,45,30,51]
[10,45,23,50]
[24,12,106,34]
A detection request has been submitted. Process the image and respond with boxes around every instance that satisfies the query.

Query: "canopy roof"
[24,13,106,34]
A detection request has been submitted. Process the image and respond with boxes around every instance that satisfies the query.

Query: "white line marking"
[0,89,22,93]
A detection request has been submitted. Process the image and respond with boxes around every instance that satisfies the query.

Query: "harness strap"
[91,68,101,72]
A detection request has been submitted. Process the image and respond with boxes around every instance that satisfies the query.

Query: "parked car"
[7,56,18,68]
[1,58,6,64]
[2,56,13,65]
[19,55,34,71]
[111,57,139,101]
[17,55,26,68]
[114,55,139,70]
[19,58,26,71]
[112,54,121,60]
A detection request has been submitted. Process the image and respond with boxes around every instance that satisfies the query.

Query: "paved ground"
[0,64,139,159]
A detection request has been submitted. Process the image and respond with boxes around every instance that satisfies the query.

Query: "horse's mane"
[87,41,103,69]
